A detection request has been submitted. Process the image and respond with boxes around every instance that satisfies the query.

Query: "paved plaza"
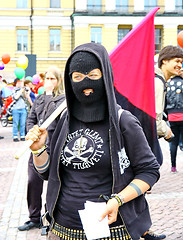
[0,124,183,240]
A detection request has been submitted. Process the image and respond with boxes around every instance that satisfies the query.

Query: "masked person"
[26,43,160,240]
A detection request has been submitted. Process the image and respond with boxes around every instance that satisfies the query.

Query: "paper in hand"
[78,201,110,240]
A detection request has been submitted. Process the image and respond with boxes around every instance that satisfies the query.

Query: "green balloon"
[38,86,45,95]
[14,67,25,79]
[25,76,33,82]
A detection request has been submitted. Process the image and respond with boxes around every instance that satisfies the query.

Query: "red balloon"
[2,53,11,64]
[177,31,183,48]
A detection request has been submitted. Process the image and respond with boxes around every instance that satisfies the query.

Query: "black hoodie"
[40,43,160,240]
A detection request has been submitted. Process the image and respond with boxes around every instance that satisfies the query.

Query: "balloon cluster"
[1,53,45,94]
[0,53,11,70]
[14,55,29,79]
[0,53,29,80]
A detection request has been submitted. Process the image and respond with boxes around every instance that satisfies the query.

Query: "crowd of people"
[0,43,183,240]
[0,66,65,231]
[0,72,46,141]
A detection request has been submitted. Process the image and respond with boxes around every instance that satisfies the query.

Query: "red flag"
[110,7,163,165]
[110,7,159,119]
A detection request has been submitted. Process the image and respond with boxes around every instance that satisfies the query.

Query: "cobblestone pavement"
[0,124,183,240]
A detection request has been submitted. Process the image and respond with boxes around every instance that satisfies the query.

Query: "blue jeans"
[12,108,27,139]
[169,121,183,167]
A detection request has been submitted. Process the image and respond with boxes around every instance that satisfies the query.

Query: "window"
[87,0,102,11]
[175,0,183,10]
[17,29,28,52]
[91,27,102,44]
[155,28,162,54]
[49,29,61,51]
[144,0,157,10]
[50,0,60,8]
[118,28,131,43]
[116,0,128,11]
[17,0,27,8]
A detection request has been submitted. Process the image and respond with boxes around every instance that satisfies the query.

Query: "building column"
[134,0,144,11]
[164,0,175,12]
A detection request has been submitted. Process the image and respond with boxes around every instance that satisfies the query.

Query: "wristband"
[32,145,46,154]
[34,157,50,173]
[129,182,142,196]
[32,145,47,157]
[111,194,125,207]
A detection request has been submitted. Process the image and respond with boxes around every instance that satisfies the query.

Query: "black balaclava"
[69,51,107,122]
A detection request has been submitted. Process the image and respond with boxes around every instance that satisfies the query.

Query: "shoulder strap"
[118,108,124,121]
[155,74,166,92]
[59,107,67,119]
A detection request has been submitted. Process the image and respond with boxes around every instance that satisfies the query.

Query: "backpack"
[155,74,167,92]
[155,74,168,121]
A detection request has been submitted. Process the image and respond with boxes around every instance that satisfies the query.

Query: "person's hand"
[99,198,119,225]
[19,81,24,88]
[25,125,47,151]
[24,88,30,98]
[20,87,24,93]
[164,127,174,141]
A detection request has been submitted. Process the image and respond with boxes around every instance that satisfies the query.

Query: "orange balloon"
[177,30,183,48]
[2,53,11,64]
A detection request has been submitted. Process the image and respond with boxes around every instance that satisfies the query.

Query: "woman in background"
[18,66,65,231]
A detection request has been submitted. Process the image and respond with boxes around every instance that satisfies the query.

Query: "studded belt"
[52,222,132,240]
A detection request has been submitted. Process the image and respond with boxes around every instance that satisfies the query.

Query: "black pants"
[27,153,44,223]
[169,121,183,167]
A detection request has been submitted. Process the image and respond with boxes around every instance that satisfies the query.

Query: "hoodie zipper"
[50,132,68,229]
[109,129,131,239]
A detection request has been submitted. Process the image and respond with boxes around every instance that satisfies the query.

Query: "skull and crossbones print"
[60,128,104,169]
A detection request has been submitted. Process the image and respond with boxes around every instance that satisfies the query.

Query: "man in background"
[155,45,183,142]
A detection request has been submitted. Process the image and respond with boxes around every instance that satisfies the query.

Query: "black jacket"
[39,43,160,240]
[26,93,65,131]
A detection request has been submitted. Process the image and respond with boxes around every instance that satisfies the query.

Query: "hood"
[64,42,119,126]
